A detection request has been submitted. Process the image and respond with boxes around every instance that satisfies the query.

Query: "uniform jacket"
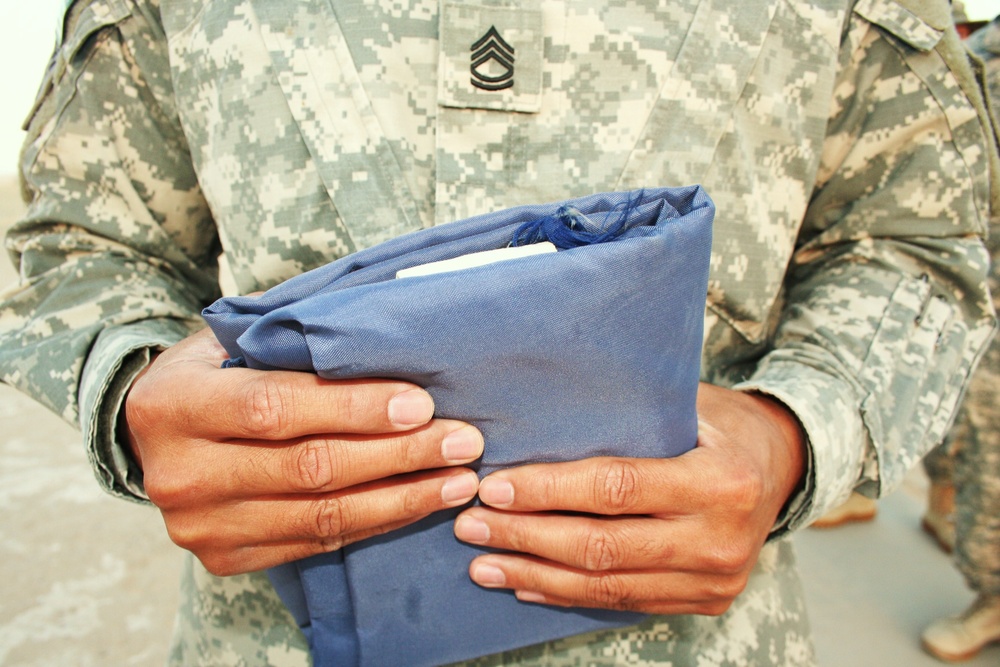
[1,0,997,664]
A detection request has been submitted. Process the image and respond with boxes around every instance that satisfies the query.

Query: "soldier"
[920,14,1000,663]
[0,1,997,665]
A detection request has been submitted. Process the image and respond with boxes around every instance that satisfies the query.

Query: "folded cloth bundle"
[202,186,715,667]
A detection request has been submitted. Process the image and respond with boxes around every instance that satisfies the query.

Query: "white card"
[396,242,557,279]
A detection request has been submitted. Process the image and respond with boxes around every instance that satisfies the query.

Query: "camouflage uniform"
[924,14,1000,599]
[2,0,998,665]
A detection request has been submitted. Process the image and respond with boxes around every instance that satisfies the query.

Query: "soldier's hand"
[453,382,804,615]
[124,328,483,575]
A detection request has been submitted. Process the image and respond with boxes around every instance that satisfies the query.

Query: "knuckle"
[580,528,625,571]
[241,375,293,437]
[499,513,535,553]
[162,514,209,553]
[705,573,750,604]
[313,496,351,541]
[720,467,765,514]
[584,573,631,607]
[143,469,194,511]
[592,459,642,513]
[199,551,244,578]
[141,472,170,508]
[317,535,346,553]
[123,384,157,437]
[703,541,754,575]
[699,599,736,617]
[286,440,340,491]
[398,483,428,518]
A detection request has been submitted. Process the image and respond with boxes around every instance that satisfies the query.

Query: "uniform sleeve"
[0,0,221,500]
[739,0,999,535]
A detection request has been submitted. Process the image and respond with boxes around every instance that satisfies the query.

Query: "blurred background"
[0,2,998,666]
[0,2,61,177]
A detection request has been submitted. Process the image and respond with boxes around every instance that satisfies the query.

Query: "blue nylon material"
[202,186,715,667]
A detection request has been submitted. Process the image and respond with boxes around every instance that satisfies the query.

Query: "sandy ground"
[0,173,997,666]
[0,177,181,666]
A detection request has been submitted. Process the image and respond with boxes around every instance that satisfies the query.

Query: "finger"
[165,468,480,573]
[510,590,728,617]
[454,507,754,575]
[454,508,676,572]
[148,420,484,501]
[467,554,743,616]
[189,516,430,576]
[475,455,715,516]
[260,468,480,543]
[129,330,437,441]
[133,327,437,440]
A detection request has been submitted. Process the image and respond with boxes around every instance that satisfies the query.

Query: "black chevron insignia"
[470,26,515,91]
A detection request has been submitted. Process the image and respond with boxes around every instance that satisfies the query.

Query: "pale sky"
[0,0,997,177]
[0,1,62,177]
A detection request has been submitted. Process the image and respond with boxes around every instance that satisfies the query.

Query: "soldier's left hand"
[452,382,806,615]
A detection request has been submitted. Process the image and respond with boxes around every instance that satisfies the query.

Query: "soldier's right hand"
[122,328,483,576]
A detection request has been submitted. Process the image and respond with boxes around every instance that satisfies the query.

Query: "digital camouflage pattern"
[1,0,998,665]
[951,221,1000,597]
[924,15,1000,598]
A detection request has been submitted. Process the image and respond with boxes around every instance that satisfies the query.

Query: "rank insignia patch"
[470,26,515,91]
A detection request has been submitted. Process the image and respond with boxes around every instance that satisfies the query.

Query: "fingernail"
[515,591,547,604]
[388,389,434,426]
[454,515,490,544]
[441,426,484,462]
[478,478,514,507]
[441,472,479,504]
[471,563,506,587]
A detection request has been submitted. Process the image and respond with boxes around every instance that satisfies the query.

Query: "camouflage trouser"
[923,224,1000,597]
[167,554,312,667]
[167,539,816,667]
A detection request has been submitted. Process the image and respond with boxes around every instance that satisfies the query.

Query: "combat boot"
[921,594,1000,662]
[811,492,877,528]
[921,481,956,553]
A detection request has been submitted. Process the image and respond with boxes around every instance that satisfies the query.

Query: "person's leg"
[922,440,956,553]
[920,231,1000,663]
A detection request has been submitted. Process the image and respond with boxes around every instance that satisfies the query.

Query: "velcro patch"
[438,1,543,113]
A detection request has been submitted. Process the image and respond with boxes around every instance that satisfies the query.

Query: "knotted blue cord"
[511,190,646,249]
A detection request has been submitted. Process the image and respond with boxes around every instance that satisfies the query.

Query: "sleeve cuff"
[734,357,869,536]
[79,319,198,502]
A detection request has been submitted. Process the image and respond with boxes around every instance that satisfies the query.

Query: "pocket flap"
[853,0,945,51]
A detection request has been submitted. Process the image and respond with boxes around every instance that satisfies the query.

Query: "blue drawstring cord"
[510,191,645,249]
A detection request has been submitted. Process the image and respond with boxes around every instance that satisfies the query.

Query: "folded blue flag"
[202,186,714,667]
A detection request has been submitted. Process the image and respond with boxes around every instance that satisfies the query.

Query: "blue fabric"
[202,186,715,667]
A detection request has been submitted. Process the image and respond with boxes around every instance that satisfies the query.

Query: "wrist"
[119,355,158,469]
[742,391,807,517]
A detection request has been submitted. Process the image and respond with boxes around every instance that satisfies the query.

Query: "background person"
[920,14,1000,663]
